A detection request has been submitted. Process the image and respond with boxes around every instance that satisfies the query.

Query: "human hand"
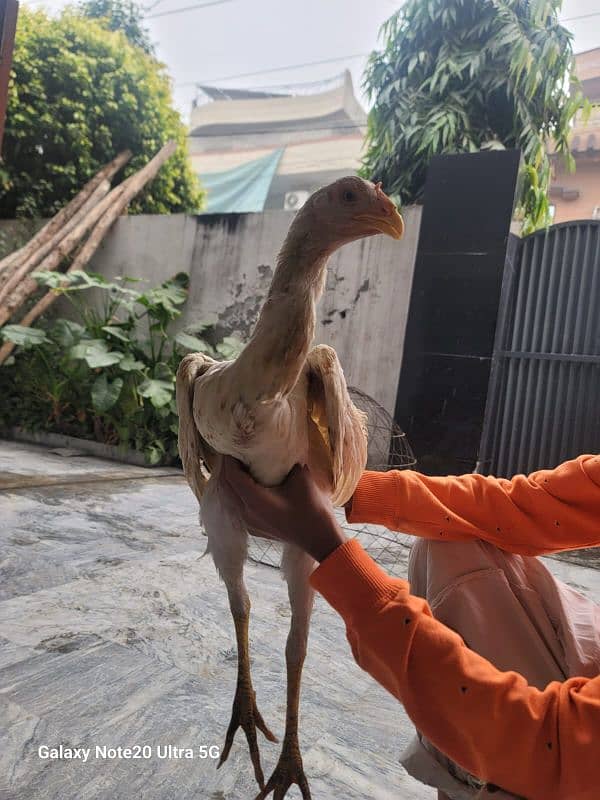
[221,457,347,562]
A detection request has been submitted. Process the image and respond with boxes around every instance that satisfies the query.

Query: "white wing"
[306,345,368,506]
[175,352,219,502]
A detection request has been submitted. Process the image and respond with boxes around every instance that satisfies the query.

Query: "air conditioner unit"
[592,206,600,220]
[284,191,309,211]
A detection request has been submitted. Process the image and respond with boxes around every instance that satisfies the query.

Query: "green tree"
[77,0,154,54]
[1,7,202,218]
[361,0,587,232]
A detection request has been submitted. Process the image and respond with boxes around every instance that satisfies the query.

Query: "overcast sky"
[22,0,600,121]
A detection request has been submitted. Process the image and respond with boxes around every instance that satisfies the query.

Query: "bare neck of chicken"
[234,228,330,405]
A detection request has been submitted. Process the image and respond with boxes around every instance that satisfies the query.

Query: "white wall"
[86,207,421,417]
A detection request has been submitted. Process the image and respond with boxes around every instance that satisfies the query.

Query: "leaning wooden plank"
[0,179,111,305]
[0,141,177,360]
[0,182,127,327]
[66,140,177,275]
[0,150,132,276]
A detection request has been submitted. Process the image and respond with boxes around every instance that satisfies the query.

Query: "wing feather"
[175,352,219,502]
[306,345,368,506]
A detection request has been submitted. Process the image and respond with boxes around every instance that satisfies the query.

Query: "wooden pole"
[0,182,127,327]
[0,0,18,157]
[0,179,111,304]
[0,140,177,362]
[0,149,131,275]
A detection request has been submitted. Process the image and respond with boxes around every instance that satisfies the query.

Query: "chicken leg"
[256,545,315,800]
[202,478,277,790]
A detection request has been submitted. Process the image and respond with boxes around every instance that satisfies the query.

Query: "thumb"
[283,463,305,483]
[221,455,269,506]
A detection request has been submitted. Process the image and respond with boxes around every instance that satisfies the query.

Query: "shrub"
[1,7,202,218]
[361,0,588,232]
[0,272,243,464]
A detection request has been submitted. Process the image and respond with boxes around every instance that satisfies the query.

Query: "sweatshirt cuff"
[310,538,406,622]
[346,470,402,527]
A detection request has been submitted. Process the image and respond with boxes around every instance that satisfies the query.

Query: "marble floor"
[1,441,599,800]
[0,441,429,800]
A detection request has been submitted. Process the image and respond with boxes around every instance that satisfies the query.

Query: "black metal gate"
[477,220,600,478]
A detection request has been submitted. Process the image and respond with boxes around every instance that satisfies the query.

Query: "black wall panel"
[394,150,522,475]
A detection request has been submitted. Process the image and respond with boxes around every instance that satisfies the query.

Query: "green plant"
[76,0,154,54]
[0,272,244,464]
[361,0,589,232]
[2,7,202,218]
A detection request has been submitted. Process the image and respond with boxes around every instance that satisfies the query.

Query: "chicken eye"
[343,190,357,203]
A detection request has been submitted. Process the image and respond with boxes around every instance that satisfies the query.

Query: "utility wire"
[176,53,369,88]
[561,11,600,23]
[143,0,167,11]
[175,10,600,88]
[189,122,366,136]
[146,0,235,19]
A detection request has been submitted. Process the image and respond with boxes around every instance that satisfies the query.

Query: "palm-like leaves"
[361,0,588,231]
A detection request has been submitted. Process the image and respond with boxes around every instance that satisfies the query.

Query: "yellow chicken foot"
[255,649,311,800]
[217,610,277,789]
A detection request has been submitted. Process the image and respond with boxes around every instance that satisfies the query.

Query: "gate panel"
[478,220,600,477]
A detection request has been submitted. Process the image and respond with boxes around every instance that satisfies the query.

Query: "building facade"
[550,47,600,223]
[187,71,367,213]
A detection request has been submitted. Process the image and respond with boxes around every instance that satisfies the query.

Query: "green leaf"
[215,336,244,360]
[102,325,130,342]
[86,350,123,368]
[118,354,145,372]
[137,378,173,408]
[51,319,86,347]
[138,276,189,319]
[32,270,76,289]
[153,362,174,381]
[92,374,123,412]
[0,325,49,347]
[69,339,123,368]
[174,331,212,352]
[144,443,165,465]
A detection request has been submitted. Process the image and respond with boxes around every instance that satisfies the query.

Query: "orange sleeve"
[347,454,600,556]
[310,539,600,800]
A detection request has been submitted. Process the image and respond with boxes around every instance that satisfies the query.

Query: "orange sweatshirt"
[310,455,600,800]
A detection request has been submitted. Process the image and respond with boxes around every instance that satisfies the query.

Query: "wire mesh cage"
[247,387,417,576]
[348,386,416,472]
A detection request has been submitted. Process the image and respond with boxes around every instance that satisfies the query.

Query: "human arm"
[221,459,347,562]
[311,538,599,800]
[221,456,600,800]
[347,455,600,556]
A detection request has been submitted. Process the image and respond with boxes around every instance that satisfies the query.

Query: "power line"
[218,71,347,94]
[176,53,369,88]
[174,11,600,89]
[145,0,235,19]
[189,122,366,137]
[143,0,167,10]
[561,11,600,23]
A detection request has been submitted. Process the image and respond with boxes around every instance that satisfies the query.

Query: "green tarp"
[200,148,284,213]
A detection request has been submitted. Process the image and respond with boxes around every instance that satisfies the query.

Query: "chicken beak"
[352,185,405,240]
[353,209,405,240]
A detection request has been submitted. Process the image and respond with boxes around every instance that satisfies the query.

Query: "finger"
[285,463,305,481]
[222,457,272,507]
[221,454,245,484]
[279,463,308,492]
[221,455,254,493]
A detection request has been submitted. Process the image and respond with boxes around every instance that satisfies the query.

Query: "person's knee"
[408,537,492,602]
